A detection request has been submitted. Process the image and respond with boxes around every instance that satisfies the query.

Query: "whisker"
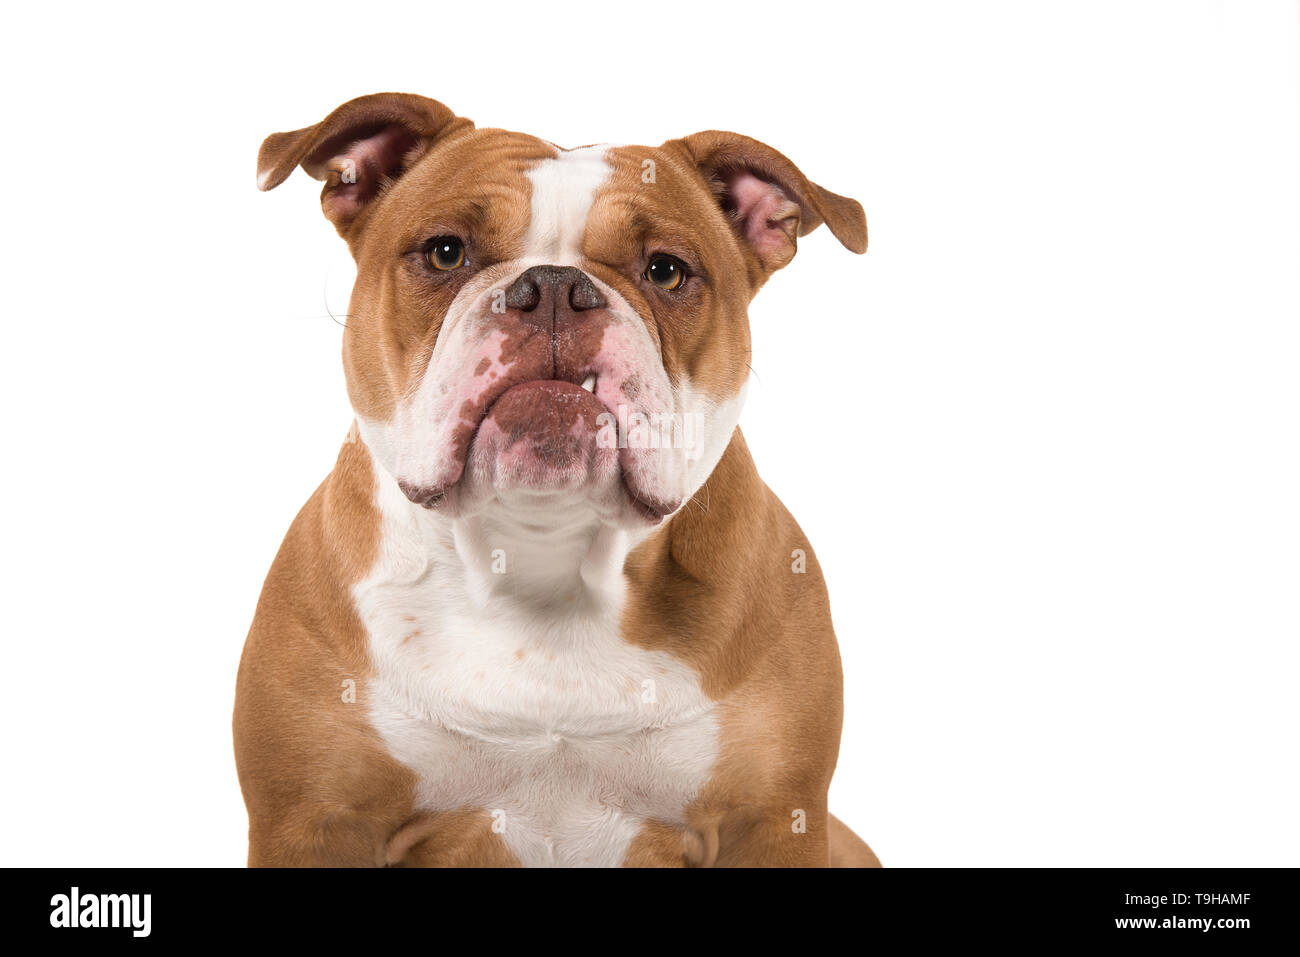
[324,294,349,328]
[689,481,712,514]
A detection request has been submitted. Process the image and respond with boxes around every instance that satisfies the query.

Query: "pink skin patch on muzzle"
[395,272,681,524]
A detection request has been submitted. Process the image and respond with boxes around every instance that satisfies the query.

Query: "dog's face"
[259,94,865,527]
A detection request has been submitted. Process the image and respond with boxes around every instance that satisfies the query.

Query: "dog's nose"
[504,265,606,315]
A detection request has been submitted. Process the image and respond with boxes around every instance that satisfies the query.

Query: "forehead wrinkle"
[594,176,715,254]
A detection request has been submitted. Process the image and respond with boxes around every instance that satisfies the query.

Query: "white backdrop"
[1,0,1296,867]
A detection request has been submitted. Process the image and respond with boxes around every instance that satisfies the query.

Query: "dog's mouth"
[476,377,608,452]
[397,369,677,524]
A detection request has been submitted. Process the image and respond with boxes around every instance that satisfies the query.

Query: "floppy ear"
[672,130,866,279]
[256,92,473,237]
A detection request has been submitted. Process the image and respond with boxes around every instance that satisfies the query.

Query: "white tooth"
[581,374,596,393]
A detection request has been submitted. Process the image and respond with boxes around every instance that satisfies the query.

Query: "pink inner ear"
[724,170,802,266]
[309,124,419,224]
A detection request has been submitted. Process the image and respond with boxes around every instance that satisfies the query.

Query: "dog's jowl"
[234,92,878,867]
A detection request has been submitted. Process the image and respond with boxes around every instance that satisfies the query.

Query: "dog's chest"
[355,555,718,867]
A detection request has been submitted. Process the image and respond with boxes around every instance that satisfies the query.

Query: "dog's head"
[259,93,865,528]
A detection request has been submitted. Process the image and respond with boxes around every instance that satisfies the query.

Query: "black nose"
[504,265,606,314]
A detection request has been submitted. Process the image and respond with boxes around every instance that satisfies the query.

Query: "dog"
[234,92,879,867]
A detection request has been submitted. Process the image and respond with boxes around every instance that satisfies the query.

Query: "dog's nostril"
[504,276,541,312]
[569,274,605,311]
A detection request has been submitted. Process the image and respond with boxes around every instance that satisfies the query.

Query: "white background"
[1,1,1296,867]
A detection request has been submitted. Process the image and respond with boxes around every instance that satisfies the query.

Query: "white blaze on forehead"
[524,145,614,266]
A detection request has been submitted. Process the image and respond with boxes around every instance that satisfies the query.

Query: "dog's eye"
[427,237,466,271]
[644,255,686,290]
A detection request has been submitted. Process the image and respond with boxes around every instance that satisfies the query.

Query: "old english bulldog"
[234,93,879,867]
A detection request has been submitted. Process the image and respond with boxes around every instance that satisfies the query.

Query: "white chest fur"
[355,461,719,867]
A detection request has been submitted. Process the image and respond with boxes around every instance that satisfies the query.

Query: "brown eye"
[427,236,465,271]
[645,255,686,290]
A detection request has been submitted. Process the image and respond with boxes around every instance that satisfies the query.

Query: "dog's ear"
[671,130,866,281]
[257,93,473,237]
